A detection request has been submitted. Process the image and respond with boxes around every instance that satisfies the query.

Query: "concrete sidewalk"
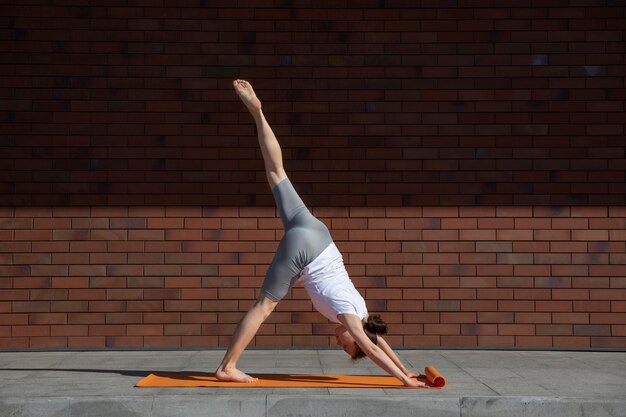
[0,349,625,417]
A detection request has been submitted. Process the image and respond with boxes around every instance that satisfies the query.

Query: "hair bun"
[363,314,388,335]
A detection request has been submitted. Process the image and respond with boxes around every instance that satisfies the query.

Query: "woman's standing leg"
[215,80,287,382]
[214,295,277,382]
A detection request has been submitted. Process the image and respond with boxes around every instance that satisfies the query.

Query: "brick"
[144,336,181,348]
[476,241,512,252]
[106,313,142,324]
[534,253,571,264]
[514,289,551,300]
[461,299,498,311]
[29,337,68,348]
[441,218,477,229]
[439,241,475,252]
[12,301,50,313]
[441,312,477,324]
[497,230,533,240]
[181,288,217,300]
[51,301,88,312]
[180,312,217,324]
[515,336,553,348]
[421,277,457,290]
[67,337,105,348]
[165,300,201,312]
[164,324,201,336]
[405,218,441,230]
[498,324,535,336]
[534,230,571,241]
[401,241,438,253]
[127,301,163,312]
[403,289,439,300]
[106,289,143,300]
[423,230,459,241]
[103,336,142,348]
[591,337,626,348]
[13,277,51,289]
[609,230,626,241]
[0,314,28,325]
[181,336,219,347]
[68,313,105,325]
[552,313,589,324]
[590,312,626,324]
[515,218,551,229]
[497,253,533,264]
[201,297,239,312]
[51,325,88,337]
[477,312,514,323]
[441,289,476,300]
[514,265,550,276]
[553,336,590,348]
[498,301,535,312]
[477,265,514,276]
[89,325,126,336]
[368,218,404,230]
[424,324,460,335]
[478,218,514,229]
[441,335,477,347]
[459,277,496,288]
[88,301,125,313]
[514,312,551,324]
[572,277,609,289]
[536,276,571,291]
[590,218,626,229]
[423,253,458,264]
[424,300,460,312]
[460,253,497,265]
[574,324,611,336]
[386,300,423,312]
[459,229,497,240]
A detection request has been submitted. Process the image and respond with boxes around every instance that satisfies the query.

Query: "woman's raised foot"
[233,79,262,114]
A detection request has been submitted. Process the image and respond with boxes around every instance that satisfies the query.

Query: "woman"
[215,80,425,388]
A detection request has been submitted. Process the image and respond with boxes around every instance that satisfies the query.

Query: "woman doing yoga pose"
[215,80,425,388]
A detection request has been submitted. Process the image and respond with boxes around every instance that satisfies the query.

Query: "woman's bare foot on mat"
[215,365,258,383]
[233,79,262,114]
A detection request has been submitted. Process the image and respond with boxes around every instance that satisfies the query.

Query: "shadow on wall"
[1,138,624,206]
[1,2,625,207]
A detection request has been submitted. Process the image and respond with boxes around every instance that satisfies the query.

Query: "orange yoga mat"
[135,366,445,389]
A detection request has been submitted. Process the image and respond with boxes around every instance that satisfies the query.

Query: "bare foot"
[404,378,428,388]
[215,366,258,383]
[233,79,262,114]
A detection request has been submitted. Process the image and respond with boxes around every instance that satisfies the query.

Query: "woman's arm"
[337,314,419,387]
[376,336,419,377]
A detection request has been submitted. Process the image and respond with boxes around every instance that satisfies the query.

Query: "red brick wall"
[1,2,625,349]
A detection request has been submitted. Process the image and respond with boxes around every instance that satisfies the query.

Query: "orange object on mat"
[135,366,445,389]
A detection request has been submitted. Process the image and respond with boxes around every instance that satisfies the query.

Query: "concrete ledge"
[460,397,626,417]
[266,395,459,417]
[2,396,626,417]
[1,350,625,417]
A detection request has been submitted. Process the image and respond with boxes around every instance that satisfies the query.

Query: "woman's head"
[334,315,388,360]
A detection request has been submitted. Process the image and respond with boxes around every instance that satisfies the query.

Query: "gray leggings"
[260,178,332,301]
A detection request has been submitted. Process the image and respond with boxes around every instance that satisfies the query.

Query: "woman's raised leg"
[232,79,287,188]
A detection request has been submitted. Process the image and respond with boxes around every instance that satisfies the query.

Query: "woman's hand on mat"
[403,372,427,388]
